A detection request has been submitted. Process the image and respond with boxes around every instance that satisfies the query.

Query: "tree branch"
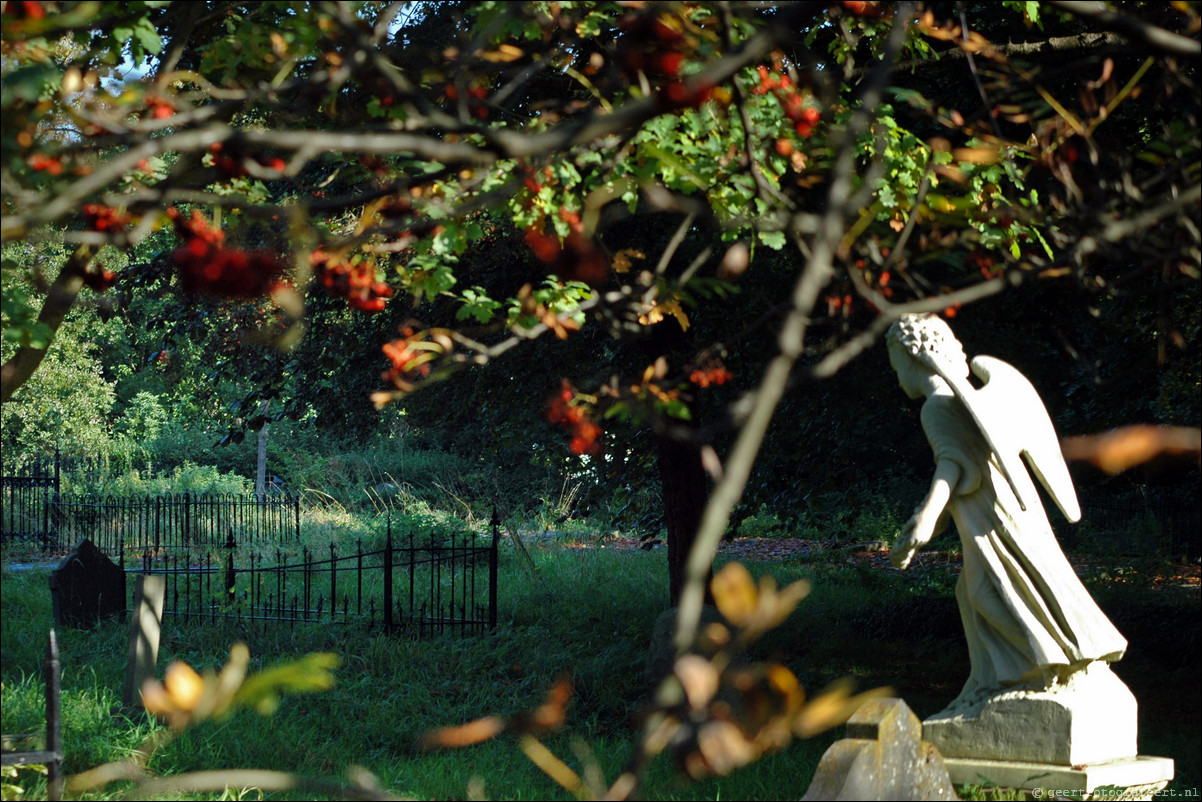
[672,1,917,656]
[1,247,91,403]
[1048,1,1202,60]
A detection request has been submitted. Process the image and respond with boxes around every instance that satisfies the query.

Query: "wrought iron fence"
[53,493,301,553]
[124,514,498,637]
[0,454,59,544]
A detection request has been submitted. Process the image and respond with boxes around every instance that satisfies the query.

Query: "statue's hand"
[891,510,935,570]
[890,519,919,570]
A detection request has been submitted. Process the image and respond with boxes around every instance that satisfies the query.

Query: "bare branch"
[1048,1,1202,60]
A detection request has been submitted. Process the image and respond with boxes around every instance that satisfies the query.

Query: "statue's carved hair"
[886,314,968,376]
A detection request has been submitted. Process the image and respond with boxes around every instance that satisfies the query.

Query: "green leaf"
[757,230,787,250]
[134,17,163,56]
[234,653,341,716]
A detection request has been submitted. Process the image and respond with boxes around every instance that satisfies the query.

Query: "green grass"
[3,542,1198,800]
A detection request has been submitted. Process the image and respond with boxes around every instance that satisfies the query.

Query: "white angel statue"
[886,314,1128,713]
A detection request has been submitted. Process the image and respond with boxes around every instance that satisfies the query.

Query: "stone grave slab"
[802,697,958,801]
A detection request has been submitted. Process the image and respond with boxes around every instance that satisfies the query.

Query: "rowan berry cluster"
[311,249,394,313]
[546,379,602,456]
[145,95,175,120]
[82,203,131,233]
[617,12,713,109]
[207,143,285,179]
[382,339,431,390]
[445,84,490,119]
[82,266,118,292]
[524,227,609,288]
[3,1,45,19]
[380,326,449,394]
[166,207,286,298]
[751,64,820,139]
[28,153,63,174]
[689,362,733,388]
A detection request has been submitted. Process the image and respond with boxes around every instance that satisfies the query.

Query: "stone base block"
[944,754,1174,801]
[923,662,1137,765]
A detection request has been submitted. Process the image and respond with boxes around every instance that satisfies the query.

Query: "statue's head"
[886,314,969,387]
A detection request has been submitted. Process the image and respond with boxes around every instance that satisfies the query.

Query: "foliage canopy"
[2,0,1199,618]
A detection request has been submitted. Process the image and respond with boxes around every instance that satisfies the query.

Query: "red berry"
[656,51,684,78]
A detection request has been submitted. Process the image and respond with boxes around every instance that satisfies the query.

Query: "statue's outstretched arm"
[891,459,961,570]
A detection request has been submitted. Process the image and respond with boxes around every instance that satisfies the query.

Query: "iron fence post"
[384,513,393,632]
[489,508,499,632]
[329,542,337,615]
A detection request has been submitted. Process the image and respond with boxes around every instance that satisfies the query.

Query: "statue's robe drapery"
[920,394,1127,697]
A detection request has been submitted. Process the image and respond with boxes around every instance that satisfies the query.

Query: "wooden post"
[122,574,165,710]
[255,400,269,503]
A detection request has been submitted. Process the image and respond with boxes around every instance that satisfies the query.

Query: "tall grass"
[3,540,1197,800]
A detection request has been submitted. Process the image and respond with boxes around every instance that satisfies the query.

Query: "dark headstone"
[49,539,126,628]
[802,698,959,801]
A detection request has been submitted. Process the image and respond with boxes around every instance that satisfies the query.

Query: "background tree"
[2,1,1198,616]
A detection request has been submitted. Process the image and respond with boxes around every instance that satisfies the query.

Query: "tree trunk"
[657,422,711,607]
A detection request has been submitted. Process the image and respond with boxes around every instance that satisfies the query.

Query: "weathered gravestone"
[48,539,126,628]
[802,697,958,801]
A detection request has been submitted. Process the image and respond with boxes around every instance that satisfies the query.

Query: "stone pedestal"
[943,755,1174,801]
[923,663,1174,800]
[923,662,1137,765]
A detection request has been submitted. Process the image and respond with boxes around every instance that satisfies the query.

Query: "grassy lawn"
[2,538,1197,800]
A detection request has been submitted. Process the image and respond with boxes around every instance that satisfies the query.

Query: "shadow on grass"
[2,547,1197,800]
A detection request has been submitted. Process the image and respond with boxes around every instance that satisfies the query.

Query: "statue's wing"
[963,356,1081,522]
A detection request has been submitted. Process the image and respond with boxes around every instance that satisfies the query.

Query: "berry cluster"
[689,362,733,388]
[380,327,449,394]
[546,379,602,456]
[207,143,286,179]
[751,64,820,138]
[82,203,131,233]
[841,1,883,18]
[82,266,118,292]
[524,227,609,288]
[166,207,286,299]
[145,95,175,120]
[3,2,45,20]
[617,11,713,109]
[28,153,63,174]
[312,249,394,313]
[445,84,490,119]
[969,250,1002,279]
[618,14,687,80]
